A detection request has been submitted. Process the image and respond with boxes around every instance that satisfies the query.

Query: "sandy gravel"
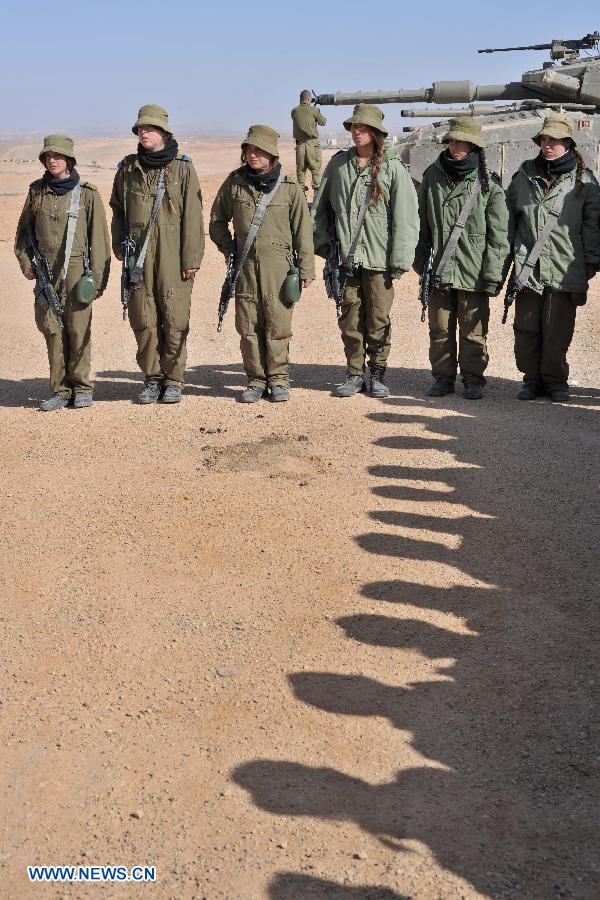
[0,138,599,900]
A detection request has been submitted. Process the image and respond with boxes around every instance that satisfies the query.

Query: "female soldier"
[15,135,111,410]
[507,114,600,402]
[414,117,510,399]
[312,103,418,398]
[210,125,315,403]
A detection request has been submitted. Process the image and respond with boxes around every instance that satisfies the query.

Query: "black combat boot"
[369,365,390,398]
[427,379,455,397]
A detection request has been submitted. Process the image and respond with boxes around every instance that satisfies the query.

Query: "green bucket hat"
[39,134,76,166]
[343,104,388,137]
[132,104,171,135]
[532,114,575,146]
[443,116,486,149]
[242,124,280,159]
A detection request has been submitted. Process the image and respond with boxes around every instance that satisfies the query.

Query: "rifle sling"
[434,174,482,284]
[60,182,82,299]
[512,176,574,292]
[231,169,286,293]
[343,178,373,271]
[134,169,166,275]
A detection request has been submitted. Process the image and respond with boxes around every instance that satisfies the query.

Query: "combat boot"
[73,393,93,408]
[463,384,483,400]
[270,385,290,402]
[516,383,542,401]
[549,388,570,403]
[369,366,389,398]
[240,386,265,403]
[427,379,455,397]
[39,394,70,412]
[160,385,182,404]
[137,381,162,404]
[336,375,366,397]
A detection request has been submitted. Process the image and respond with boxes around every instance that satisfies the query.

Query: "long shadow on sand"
[234,387,600,898]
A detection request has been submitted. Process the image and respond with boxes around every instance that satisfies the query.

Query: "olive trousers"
[295,139,322,190]
[35,294,93,398]
[513,288,576,390]
[235,293,294,389]
[128,282,192,386]
[340,269,394,376]
[428,288,490,386]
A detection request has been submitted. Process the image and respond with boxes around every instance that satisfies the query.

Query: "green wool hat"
[242,124,280,159]
[443,116,486,149]
[533,114,575,146]
[132,104,171,135]
[39,134,76,166]
[343,104,388,137]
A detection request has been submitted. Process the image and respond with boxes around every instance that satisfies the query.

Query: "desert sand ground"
[0,137,599,900]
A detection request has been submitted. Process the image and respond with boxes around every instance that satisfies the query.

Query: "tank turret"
[314,34,600,185]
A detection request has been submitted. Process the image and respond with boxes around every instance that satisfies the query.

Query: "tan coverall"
[291,104,327,191]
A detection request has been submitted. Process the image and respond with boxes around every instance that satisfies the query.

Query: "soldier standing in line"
[291,91,327,198]
[312,104,419,398]
[209,125,315,403]
[507,114,600,402]
[414,118,511,400]
[110,105,205,404]
[15,135,111,411]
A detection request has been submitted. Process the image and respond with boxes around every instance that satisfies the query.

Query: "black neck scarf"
[243,162,281,193]
[439,148,479,181]
[43,168,80,196]
[137,136,179,169]
[535,148,577,180]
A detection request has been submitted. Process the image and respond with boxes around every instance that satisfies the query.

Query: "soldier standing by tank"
[414,118,510,400]
[15,135,111,411]
[209,125,315,403]
[507,114,600,402]
[110,105,205,404]
[291,91,327,198]
[312,104,419,398]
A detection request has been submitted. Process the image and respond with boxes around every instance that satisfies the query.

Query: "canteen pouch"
[74,257,98,305]
[282,255,302,306]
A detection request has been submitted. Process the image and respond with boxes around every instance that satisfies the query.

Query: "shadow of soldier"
[268,872,408,899]
[234,389,600,899]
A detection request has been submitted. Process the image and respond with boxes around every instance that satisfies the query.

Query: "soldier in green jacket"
[15,135,111,411]
[312,104,419,398]
[414,118,511,399]
[110,105,205,404]
[291,91,327,196]
[209,125,315,403]
[507,114,600,402]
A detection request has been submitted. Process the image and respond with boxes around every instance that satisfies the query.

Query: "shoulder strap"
[513,176,574,291]
[134,169,166,275]
[435,175,482,283]
[60,182,82,298]
[231,169,286,291]
[343,178,373,270]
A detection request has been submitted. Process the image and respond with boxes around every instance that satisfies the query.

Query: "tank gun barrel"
[479,44,551,53]
[478,32,599,61]
[315,81,532,108]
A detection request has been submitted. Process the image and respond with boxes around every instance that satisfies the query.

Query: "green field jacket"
[507,159,600,295]
[312,148,419,276]
[414,157,511,294]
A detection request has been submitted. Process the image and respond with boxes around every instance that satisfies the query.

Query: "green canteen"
[282,267,302,305]
[75,273,98,305]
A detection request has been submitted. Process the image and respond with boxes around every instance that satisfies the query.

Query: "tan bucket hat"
[39,135,76,165]
[132,104,171,135]
[343,103,388,137]
[242,124,280,159]
[532,114,575,146]
[443,116,485,149]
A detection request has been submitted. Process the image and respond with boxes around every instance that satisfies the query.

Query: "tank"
[314,33,600,186]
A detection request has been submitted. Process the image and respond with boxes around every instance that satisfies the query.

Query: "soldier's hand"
[96,290,104,299]
[23,267,35,281]
[182,268,199,280]
[301,279,313,289]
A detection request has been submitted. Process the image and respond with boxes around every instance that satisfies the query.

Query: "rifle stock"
[26,225,64,330]
[120,237,136,321]
[419,242,434,323]
[217,250,235,333]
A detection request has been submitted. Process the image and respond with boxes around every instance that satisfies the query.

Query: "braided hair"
[365,126,388,204]
[573,146,585,192]
[477,148,491,193]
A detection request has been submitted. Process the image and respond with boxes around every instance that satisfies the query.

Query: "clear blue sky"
[1,1,597,136]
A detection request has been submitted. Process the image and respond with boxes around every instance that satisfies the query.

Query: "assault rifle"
[419,242,434,323]
[217,250,235,333]
[502,269,522,324]
[26,225,64,329]
[322,207,344,318]
[120,236,136,321]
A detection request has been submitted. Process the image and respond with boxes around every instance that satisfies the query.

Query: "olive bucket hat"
[532,114,575,146]
[343,103,388,137]
[242,124,280,159]
[443,116,486,149]
[132,104,171,135]
[39,134,76,166]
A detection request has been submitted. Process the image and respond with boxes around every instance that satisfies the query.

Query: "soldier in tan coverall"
[210,125,315,403]
[291,91,327,195]
[15,135,111,411]
[110,104,205,404]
